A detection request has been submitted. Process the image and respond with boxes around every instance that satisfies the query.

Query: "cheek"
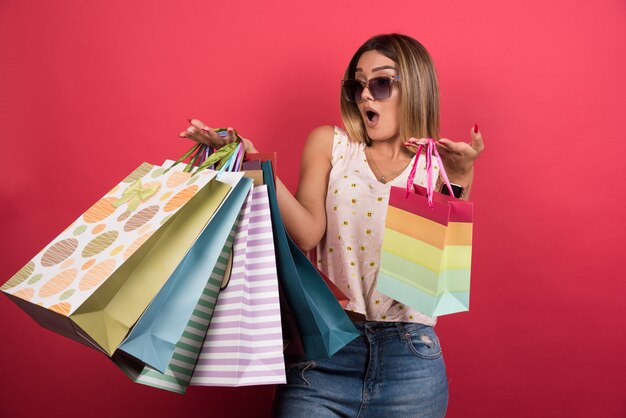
[382,100,401,125]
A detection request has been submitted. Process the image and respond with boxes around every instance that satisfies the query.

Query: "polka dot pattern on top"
[315,127,439,325]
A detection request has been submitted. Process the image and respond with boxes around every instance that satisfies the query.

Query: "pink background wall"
[1,1,625,417]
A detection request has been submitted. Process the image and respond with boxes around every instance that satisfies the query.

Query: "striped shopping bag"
[112,227,236,393]
[190,185,285,386]
[376,138,474,317]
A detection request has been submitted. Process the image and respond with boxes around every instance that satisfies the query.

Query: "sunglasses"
[341,75,401,102]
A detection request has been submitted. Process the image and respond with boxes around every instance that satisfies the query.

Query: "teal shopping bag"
[262,161,358,359]
[112,233,234,393]
[117,174,253,372]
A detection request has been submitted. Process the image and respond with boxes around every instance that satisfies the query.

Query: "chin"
[365,126,391,142]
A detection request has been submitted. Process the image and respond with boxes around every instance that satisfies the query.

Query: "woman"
[182,33,483,418]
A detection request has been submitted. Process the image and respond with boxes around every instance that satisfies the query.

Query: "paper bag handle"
[166,128,243,175]
[405,138,455,206]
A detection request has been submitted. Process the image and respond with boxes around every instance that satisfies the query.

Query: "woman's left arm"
[436,125,485,200]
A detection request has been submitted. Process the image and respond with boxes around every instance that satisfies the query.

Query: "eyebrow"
[355,65,397,73]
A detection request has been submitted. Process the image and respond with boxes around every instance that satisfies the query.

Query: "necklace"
[365,147,409,184]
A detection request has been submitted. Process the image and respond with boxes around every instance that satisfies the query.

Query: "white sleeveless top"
[315,126,439,325]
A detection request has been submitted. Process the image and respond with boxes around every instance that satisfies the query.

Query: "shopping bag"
[190,185,285,386]
[279,288,305,357]
[244,152,277,176]
[1,162,233,355]
[117,174,253,372]
[112,229,236,394]
[243,158,306,357]
[376,139,474,317]
[316,267,350,309]
[262,161,359,360]
[307,248,350,309]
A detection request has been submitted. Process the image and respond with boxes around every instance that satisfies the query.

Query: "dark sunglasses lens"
[370,77,392,100]
[342,80,363,102]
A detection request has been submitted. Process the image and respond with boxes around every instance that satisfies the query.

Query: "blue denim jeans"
[273,322,448,418]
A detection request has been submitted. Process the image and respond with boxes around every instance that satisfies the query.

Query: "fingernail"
[187,118,193,124]
[227,127,233,133]
[473,124,479,133]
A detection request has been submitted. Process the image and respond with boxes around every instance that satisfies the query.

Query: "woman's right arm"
[180,121,334,251]
[275,125,333,251]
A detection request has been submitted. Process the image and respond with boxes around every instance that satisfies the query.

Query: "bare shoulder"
[303,125,335,160]
[308,124,335,139]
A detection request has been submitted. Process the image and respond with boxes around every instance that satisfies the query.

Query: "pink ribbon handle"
[405,138,456,207]
[405,141,423,198]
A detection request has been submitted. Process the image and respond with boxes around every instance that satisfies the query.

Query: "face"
[354,50,401,143]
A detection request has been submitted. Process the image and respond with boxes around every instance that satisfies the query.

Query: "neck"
[365,140,414,184]
[367,139,412,160]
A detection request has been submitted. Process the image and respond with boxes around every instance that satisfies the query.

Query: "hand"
[434,125,484,181]
[179,118,258,153]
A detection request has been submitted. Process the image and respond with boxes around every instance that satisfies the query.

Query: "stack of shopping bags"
[1,140,359,394]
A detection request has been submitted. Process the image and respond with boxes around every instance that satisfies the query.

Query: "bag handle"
[165,128,243,175]
[218,141,244,173]
[405,138,455,206]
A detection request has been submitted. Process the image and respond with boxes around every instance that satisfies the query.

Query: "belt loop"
[396,322,407,341]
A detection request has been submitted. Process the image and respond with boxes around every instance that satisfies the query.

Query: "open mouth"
[365,110,380,126]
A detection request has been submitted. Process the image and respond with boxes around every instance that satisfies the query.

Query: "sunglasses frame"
[341,75,401,102]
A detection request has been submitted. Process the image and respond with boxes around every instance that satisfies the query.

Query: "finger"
[405,137,428,146]
[201,126,228,147]
[439,138,472,157]
[201,126,221,140]
[183,119,207,136]
[404,138,428,153]
[181,126,195,139]
[227,127,238,144]
[204,127,232,148]
[436,138,456,152]
[470,125,484,153]
[438,137,468,149]
[437,137,453,146]
[180,119,198,138]
[185,127,211,145]
[189,118,209,131]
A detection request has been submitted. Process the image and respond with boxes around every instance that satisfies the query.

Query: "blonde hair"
[340,34,440,145]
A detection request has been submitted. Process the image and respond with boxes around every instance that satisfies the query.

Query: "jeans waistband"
[351,321,433,340]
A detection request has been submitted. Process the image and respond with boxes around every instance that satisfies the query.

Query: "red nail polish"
[473,124,479,133]
[187,118,193,124]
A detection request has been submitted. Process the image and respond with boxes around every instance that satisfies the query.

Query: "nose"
[360,83,374,101]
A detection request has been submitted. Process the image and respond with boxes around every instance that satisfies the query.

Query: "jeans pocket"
[285,360,316,387]
[401,327,443,360]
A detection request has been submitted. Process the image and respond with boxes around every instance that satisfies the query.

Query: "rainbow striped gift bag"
[376,139,474,317]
